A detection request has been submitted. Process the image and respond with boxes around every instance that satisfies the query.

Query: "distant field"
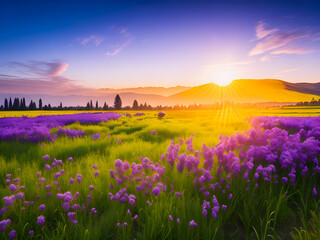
[0,107,319,239]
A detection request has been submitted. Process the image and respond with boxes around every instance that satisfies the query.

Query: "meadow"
[0,107,320,240]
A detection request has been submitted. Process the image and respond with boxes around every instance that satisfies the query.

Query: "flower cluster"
[0,112,120,143]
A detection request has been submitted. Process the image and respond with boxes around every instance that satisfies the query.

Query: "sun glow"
[211,67,237,86]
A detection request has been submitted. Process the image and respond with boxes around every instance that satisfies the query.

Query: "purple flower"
[69,178,74,184]
[152,187,160,196]
[127,209,132,215]
[43,155,50,161]
[189,220,197,228]
[6,174,12,179]
[89,185,94,190]
[9,184,17,192]
[8,230,16,239]
[177,218,181,223]
[39,204,46,211]
[72,204,80,210]
[5,179,11,185]
[282,177,288,183]
[222,205,227,211]
[67,212,76,220]
[37,215,45,225]
[313,186,317,195]
[0,207,8,215]
[146,201,152,206]
[92,164,98,169]
[229,194,233,200]
[45,164,51,170]
[62,202,70,211]
[68,157,73,162]
[169,215,173,221]
[89,208,97,215]
[28,230,34,235]
[16,192,24,199]
[133,215,139,220]
[123,222,127,227]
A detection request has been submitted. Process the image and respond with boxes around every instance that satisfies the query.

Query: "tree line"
[2,94,314,111]
[296,97,320,106]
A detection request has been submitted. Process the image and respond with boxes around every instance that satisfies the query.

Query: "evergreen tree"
[86,102,90,110]
[60,102,62,110]
[29,100,36,110]
[20,99,23,110]
[96,101,99,109]
[48,104,51,110]
[39,99,42,110]
[90,100,93,110]
[4,98,8,110]
[103,102,108,110]
[114,94,122,110]
[9,98,13,110]
[23,98,26,110]
[132,99,138,110]
[13,98,19,110]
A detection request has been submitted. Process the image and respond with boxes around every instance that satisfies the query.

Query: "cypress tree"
[114,94,122,110]
[39,99,42,110]
[9,98,13,110]
[4,98,8,110]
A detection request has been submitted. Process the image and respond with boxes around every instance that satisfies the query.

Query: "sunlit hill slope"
[168,79,320,104]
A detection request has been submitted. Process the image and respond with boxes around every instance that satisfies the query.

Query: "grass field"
[0,107,320,239]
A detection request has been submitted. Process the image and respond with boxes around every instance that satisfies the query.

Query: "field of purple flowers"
[0,110,320,239]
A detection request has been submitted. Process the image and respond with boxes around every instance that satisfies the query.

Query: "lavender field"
[0,109,320,239]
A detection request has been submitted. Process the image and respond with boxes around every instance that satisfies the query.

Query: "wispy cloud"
[249,20,318,59]
[7,61,68,77]
[105,27,132,56]
[202,60,253,69]
[278,68,299,74]
[255,20,279,39]
[249,31,308,56]
[78,35,104,46]
[271,46,315,55]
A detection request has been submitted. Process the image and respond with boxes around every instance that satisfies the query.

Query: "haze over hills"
[97,86,191,97]
[1,79,319,107]
[169,79,320,105]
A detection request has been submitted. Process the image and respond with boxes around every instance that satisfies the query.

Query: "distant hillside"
[97,86,191,97]
[1,80,320,107]
[168,79,320,104]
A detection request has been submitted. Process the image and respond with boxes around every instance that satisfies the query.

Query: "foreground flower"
[39,204,46,211]
[37,215,45,225]
[8,230,16,239]
[313,186,317,195]
[152,187,160,196]
[189,220,197,228]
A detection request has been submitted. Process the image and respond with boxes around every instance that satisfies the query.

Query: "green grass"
[0,108,319,239]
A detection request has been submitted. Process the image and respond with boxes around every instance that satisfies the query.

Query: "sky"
[1,0,320,95]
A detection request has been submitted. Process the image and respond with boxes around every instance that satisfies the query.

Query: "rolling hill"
[168,79,320,105]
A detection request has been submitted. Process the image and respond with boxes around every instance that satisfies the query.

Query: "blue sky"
[1,0,320,94]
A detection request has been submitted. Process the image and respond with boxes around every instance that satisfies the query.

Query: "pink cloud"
[271,46,315,55]
[249,31,308,56]
[255,21,279,39]
[45,62,69,76]
[79,35,104,46]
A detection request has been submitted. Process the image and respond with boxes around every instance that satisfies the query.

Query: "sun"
[211,67,237,86]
